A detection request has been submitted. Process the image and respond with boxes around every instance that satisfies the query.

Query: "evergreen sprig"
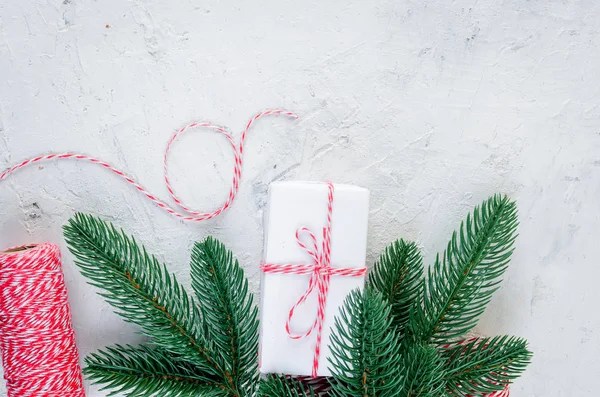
[190,237,260,396]
[410,194,519,345]
[399,343,445,397]
[64,214,218,375]
[367,239,423,337]
[64,193,531,397]
[64,214,257,396]
[441,336,533,396]
[84,344,225,397]
[258,375,316,397]
[328,289,403,397]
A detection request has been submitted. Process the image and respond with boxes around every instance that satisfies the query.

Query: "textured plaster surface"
[1,0,599,396]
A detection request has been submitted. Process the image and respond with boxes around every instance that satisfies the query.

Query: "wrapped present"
[259,181,370,377]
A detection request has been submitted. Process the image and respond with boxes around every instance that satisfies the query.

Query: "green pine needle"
[368,239,423,336]
[63,214,220,376]
[400,343,445,397]
[441,336,533,396]
[84,344,226,397]
[411,194,519,345]
[258,375,316,397]
[328,288,404,397]
[190,237,260,396]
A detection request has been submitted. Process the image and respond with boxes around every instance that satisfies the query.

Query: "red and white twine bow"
[260,182,367,377]
[0,110,298,221]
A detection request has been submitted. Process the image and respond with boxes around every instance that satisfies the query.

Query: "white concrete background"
[0,0,598,395]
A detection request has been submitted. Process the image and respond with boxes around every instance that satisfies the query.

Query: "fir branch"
[368,239,423,335]
[411,195,519,345]
[441,336,532,396]
[63,200,532,397]
[84,344,226,397]
[258,375,316,397]
[190,237,260,397]
[400,343,445,397]
[328,288,404,397]
[63,214,219,376]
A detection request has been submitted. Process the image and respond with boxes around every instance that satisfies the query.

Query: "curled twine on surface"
[0,243,85,397]
[0,109,299,221]
[261,182,368,378]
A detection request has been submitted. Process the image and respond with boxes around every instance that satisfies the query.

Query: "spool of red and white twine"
[0,244,85,397]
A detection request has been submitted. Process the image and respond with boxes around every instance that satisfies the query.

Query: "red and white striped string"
[0,243,85,397]
[261,182,367,378]
[0,109,298,222]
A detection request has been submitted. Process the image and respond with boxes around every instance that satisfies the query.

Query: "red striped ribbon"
[261,182,367,378]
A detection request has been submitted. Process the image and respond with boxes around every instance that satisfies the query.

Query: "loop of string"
[260,182,367,377]
[0,109,298,221]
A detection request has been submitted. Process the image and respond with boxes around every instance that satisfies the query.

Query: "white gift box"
[259,181,370,377]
